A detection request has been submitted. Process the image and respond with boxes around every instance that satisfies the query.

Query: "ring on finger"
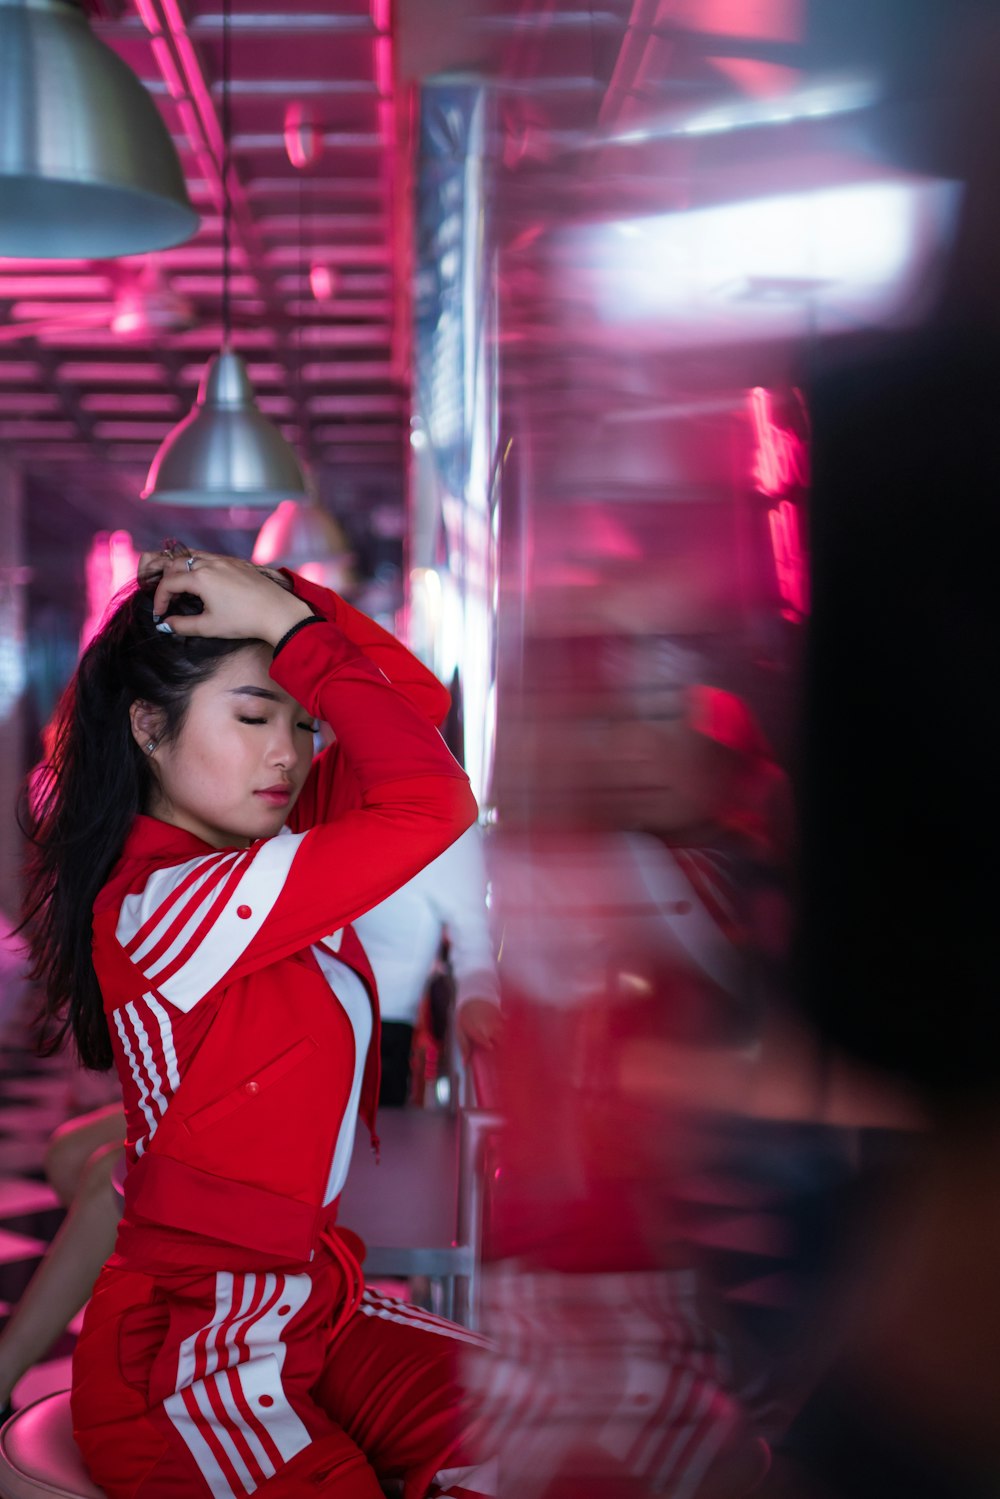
[185,554,197,572]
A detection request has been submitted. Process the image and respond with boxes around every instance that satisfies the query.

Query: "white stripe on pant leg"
[164,1357,312,1497]
[215,1275,269,1380]
[360,1288,492,1340]
[164,1385,248,1499]
[215,1368,279,1483]
[358,1295,491,1350]
[188,1379,260,1494]
[237,1271,311,1375]
[176,1273,237,1391]
[230,1355,312,1465]
[177,1268,311,1394]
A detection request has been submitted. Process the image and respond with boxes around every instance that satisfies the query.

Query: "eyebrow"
[227,686,283,702]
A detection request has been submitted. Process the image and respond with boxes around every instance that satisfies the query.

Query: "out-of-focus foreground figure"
[407,0,1000,1494]
[777,8,1000,1496]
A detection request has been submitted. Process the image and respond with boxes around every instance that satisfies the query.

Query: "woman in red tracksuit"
[21,547,491,1499]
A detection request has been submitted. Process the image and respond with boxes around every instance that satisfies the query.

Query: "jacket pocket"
[184,1035,317,1135]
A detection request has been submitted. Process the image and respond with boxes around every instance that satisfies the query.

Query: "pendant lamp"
[142,0,307,506]
[0,0,198,257]
[252,498,356,594]
[141,348,307,505]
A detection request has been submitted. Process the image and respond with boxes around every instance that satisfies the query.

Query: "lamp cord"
[296,164,309,463]
[221,0,232,346]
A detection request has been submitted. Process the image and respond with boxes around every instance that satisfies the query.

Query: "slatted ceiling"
[320,445,401,466]
[0,421,82,440]
[301,359,394,380]
[79,393,180,412]
[0,394,63,414]
[295,327,389,349]
[8,303,110,322]
[1,0,653,575]
[205,0,373,16]
[16,445,96,463]
[56,363,165,383]
[192,9,376,32]
[144,323,261,351]
[104,446,164,464]
[309,393,404,415]
[0,363,41,383]
[168,326,280,350]
[245,180,384,205]
[255,393,296,415]
[174,360,274,385]
[314,420,401,442]
[167,274,259,296]
[290,271,393,290]
[32,330,151,350]
[262,212,386,234]
[288,300,393,319]
[0,276,113,297]
[264,245,391,268]
[158,244,247,268]
[1,0,402,489]
[198,36,380,81]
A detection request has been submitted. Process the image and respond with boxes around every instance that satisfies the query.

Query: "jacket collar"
[121,814,246,863]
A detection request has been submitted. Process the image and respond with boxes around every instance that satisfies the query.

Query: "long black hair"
[21,580,254,1070]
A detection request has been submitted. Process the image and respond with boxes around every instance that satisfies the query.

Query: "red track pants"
[71,1251,493,1499]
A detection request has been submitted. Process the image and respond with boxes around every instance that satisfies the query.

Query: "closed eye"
[298,721,319,733]
[238,715,268,726]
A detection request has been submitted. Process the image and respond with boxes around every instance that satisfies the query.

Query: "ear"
[130,699,166,755]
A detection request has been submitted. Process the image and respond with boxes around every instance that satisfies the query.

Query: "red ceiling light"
[309,263,337,302]
[284,102,323,170]
[748,387,807,498]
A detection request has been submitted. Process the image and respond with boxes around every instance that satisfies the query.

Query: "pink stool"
[0,1394,104,1499]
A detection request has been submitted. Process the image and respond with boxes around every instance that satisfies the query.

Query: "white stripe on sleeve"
[144,992,181,1090]
[141,834,305,1012]
[113,1007,156,1153]
[117,852,242,960]
[125,1000,167,1118]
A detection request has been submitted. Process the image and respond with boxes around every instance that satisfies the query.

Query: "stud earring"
[144,739,157,755]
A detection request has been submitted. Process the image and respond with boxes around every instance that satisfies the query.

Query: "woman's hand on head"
[138,551,313,647]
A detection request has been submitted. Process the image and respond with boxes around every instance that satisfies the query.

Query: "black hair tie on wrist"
[272,614,325,659]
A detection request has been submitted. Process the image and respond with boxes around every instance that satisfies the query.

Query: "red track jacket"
[92,574,476,1278]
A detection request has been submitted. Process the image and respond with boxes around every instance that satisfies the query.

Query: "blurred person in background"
[353,823,502,1108]
[475,646,783,1498]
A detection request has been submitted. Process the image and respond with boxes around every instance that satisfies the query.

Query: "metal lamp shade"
[0,0,198,258]
[252,499,356,594]
[142,349,308,507]
[252,499,352,570]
